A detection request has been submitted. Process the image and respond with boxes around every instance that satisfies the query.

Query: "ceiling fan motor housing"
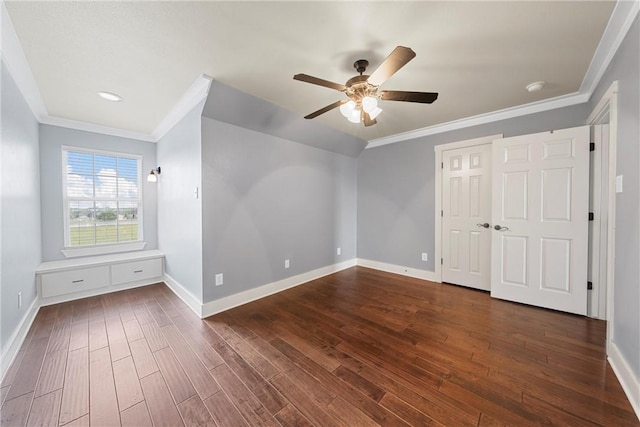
[346,75,379,108]
[353,59,369,74]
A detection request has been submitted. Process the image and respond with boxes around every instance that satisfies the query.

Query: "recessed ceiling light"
[97,91,122,102]
[526,81,545,93]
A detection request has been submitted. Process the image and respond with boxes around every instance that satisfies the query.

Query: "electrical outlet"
[215,273,223,286]
[285,259,290,269]
[421,252,428,262]
[337,247,341,255]
[18,291,22,308]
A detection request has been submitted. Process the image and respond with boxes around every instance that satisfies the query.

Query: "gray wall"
[1,62,41,351]
[201,117,357,303]
[39,125,158,261]
[357,103,588,271]
[589,17,639,379]
[203,80,367,158]
[157,102,204,300]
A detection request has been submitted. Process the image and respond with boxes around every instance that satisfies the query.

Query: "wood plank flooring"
[1,266,638,426]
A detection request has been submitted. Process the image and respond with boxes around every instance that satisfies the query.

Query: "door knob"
[494,225,510,231]
[476,223,490,228]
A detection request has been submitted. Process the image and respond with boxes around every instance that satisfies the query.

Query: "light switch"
[616,175,623,193]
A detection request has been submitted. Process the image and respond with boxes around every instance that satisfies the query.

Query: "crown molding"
[40,115,157,142]
[579,0,639,95]
[151,74,212,141]
[1,1,47,121]
[1,0,211,143]
[2,0,636,147]
[367,1,639,149]
[39,75,211,143]
[366,91,589,149]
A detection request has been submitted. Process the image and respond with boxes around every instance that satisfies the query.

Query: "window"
[63,147,143,248]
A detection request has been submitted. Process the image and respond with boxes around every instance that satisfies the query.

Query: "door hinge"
[589,212,594,221]
[590,142,595,152]
[441,258,443,265]
[441,210,443,217]
[441,162,444,169]
[587,281,593,290]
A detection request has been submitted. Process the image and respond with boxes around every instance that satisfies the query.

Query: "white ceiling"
[4,1,616,141]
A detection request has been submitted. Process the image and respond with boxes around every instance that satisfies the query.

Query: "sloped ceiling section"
[202,79,368,158]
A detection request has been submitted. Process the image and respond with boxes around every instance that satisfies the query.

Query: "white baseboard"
[356,258,439,282]
[163,273,203,317]
[608,341,640,420]
[0,297,40,383]
[200,259,357,318]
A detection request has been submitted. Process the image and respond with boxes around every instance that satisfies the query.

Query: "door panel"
[442,144,492,290]
[502,235,527,286]
[503,172,528,219]
[491,126,589,315]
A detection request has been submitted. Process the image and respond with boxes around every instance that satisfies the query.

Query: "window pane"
[66,151,94,175]
[67,174,94,197]
[69,201,95,246]
[95,175,117,199]
[118,202,139,242]
[96,202,118,244]
[118,157,138,180]
[95,155,117,172]
[117,176,138,199]
[64,148,141,247]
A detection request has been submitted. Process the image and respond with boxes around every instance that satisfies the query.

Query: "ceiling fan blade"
[380,90,438,104]
[362,111,377,127]
[367,46,416,87]
[304,100,347,119]
[294,74,346,92]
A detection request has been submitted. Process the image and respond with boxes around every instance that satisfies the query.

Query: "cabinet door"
[111,258,163,285]
[41,266,110,298]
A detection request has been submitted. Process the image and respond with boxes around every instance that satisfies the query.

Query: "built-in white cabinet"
[36,250,164,304]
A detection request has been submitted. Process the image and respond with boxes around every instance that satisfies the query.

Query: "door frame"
[587,82,618,336]
[434,134,503,283]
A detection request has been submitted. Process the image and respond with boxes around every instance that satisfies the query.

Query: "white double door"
[442,144,493,291]
[441,126,590,315]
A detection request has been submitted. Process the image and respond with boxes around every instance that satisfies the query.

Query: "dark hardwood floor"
[1,266,638,426]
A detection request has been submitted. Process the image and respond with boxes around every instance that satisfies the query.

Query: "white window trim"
[61,242,147,258]
[61,145,145,258]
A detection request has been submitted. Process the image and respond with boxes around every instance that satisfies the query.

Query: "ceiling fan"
[293,46,438,127]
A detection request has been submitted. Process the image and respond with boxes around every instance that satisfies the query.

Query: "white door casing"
[442,144,492,290]
[490,126,590,315]
[588,124,609,319]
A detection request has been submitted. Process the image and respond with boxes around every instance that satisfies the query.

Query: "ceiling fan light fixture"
[294,46,437,127]
[340,100,356,117]
[369,107,383,120]
[362,96,378,113]
[348,109,361,123]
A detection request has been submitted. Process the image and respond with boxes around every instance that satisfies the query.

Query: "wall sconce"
[147,167,161,182]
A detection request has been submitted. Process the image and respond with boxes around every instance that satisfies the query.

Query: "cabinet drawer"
[111,258,162,285]
[41,266,110,298]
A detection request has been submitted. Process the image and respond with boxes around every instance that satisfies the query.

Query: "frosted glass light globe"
[362,96,378,113]
[340,100,356,117]
[348,110,361,123]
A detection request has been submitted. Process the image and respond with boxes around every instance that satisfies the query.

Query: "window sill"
[61,242,147,258]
